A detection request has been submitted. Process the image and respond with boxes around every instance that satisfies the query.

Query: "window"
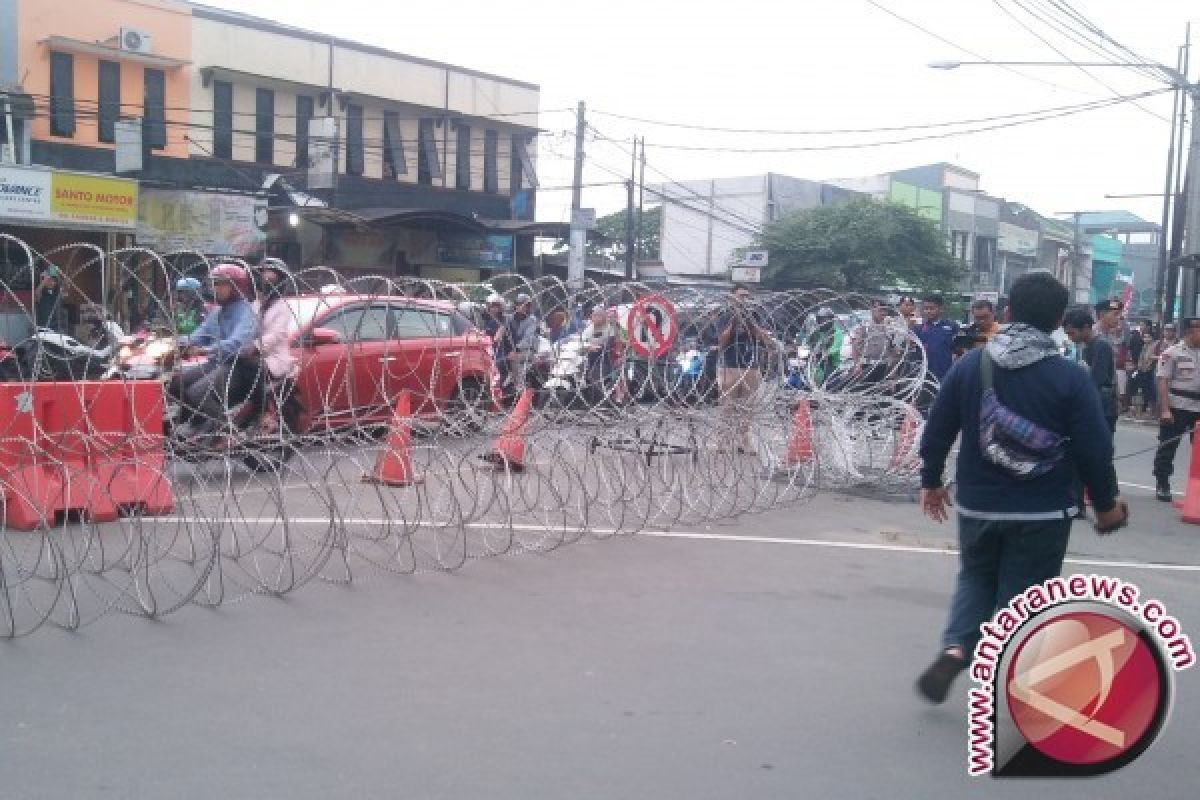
[254,88,274,164]
[974,236,996,273]
[383,111,406,179]
[417,118,441,185]
[345,104,363,176]
[98,61,121,143]
[212,80,233,159]
[950,230,970,261]
[455,124,471,190]
[324,306,390,342]
[295,96,314,168]
[510,135,537,194]
[483,130,498,194]
[393,308,452,339]
[143,68,166,150]
[49,52,75,137]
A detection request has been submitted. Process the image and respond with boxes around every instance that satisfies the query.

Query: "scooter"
[13,318,126,381]
[168,357,310,472]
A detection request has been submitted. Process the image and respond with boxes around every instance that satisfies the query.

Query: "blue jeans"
[941,515,1072,653]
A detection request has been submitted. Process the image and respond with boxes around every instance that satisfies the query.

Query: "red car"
[284,292,496,430]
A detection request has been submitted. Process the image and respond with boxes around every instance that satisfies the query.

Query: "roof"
[188,2,539,91]
[1072,210,1160,234]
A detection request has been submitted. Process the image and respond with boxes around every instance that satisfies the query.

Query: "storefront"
[0,164,137,331]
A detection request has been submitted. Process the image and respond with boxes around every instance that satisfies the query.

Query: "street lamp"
[929,56,1200,319]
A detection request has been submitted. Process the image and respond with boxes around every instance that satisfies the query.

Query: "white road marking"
[143,517,1200,573]
[1120,480,1183,496]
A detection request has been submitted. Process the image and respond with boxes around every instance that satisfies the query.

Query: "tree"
[759,198,961,291]
[555,206,661,261]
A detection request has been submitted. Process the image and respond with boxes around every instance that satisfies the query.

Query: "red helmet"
[209,263,251,299]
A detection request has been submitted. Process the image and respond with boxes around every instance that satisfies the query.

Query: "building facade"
[1,0,545,296]
[653,173,859,281]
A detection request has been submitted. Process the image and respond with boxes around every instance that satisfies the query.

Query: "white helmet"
[486,293,505,306]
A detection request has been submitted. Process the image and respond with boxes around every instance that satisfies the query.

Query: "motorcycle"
[12,318,126,381]
[116,336,309,471]
[543,338,627,411]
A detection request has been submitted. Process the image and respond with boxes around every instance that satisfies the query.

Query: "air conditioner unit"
[119,27,153,54]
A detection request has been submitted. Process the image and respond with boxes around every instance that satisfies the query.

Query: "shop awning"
[41,36,189,70]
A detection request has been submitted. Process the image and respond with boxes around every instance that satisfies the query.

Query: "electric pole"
[624,136,637,279]
[637,137,646,261]
[1156,43,1186,323]
[568,101,587,290]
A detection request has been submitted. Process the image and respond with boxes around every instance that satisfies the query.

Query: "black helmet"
[256,259,295,296]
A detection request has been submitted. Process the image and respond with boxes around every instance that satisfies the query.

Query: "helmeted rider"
[172,277,208,335]
[175,264,259,439]
[808,307,844,387]
[249,260,300,434]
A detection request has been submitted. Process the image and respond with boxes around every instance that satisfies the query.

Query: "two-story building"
[1,0,547,322]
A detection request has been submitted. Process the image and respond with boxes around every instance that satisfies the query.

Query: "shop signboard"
[0,166,137,230]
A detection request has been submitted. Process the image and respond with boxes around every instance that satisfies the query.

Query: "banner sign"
[137,189,268,256]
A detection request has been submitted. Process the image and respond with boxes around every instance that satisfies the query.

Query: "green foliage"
[759,198,962,291]
[555,206,661,260]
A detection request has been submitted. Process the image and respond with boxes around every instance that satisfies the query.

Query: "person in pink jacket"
[252,261,299,434]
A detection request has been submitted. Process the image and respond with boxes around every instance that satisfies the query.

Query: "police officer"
[1152,316,1200,501]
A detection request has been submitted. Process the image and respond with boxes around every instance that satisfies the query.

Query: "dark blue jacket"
[916,319,958,380]
[919,347,1118,515]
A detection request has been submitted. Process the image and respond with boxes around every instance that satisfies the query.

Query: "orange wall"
[18,0,192,158]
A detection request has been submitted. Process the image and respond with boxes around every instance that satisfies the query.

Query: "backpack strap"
[979,347,994,391]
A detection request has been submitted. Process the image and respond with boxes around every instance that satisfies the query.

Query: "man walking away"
[1152,317,1200,501]
[915,272,1126,704]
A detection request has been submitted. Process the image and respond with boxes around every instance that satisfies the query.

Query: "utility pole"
[636,137,646,260]
[568,101,587,290]
[1156,43,1186,323]
[624,136,637,279]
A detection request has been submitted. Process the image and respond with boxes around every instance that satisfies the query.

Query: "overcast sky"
[203,0,1197,229]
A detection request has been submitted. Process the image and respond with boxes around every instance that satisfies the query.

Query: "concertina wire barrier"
[0,234,935,637]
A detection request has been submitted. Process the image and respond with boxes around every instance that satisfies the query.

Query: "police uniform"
[1152,320,1200,488]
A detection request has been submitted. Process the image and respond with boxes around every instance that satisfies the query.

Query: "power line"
[592,91,1164,137]
[865,0,1100,96]
[992,0,1172,123]
[588,88,1170,153]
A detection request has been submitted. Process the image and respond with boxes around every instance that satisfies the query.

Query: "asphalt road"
[0,422,1196,799]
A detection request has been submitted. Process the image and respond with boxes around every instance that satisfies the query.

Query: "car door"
[387,305,448,414]
[304,303,392,425]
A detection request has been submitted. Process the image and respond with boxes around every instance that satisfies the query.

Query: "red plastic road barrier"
[1175,421,1200,525]
[0,381,173,531]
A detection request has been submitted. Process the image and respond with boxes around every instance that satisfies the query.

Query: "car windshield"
[285,296,352,331]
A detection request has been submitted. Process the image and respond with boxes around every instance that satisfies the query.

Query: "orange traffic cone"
[364,391,422,487]
[786,399,815,466]
[483,388,534,472]
[1175,421,1200,524]
[892,408,921,469]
